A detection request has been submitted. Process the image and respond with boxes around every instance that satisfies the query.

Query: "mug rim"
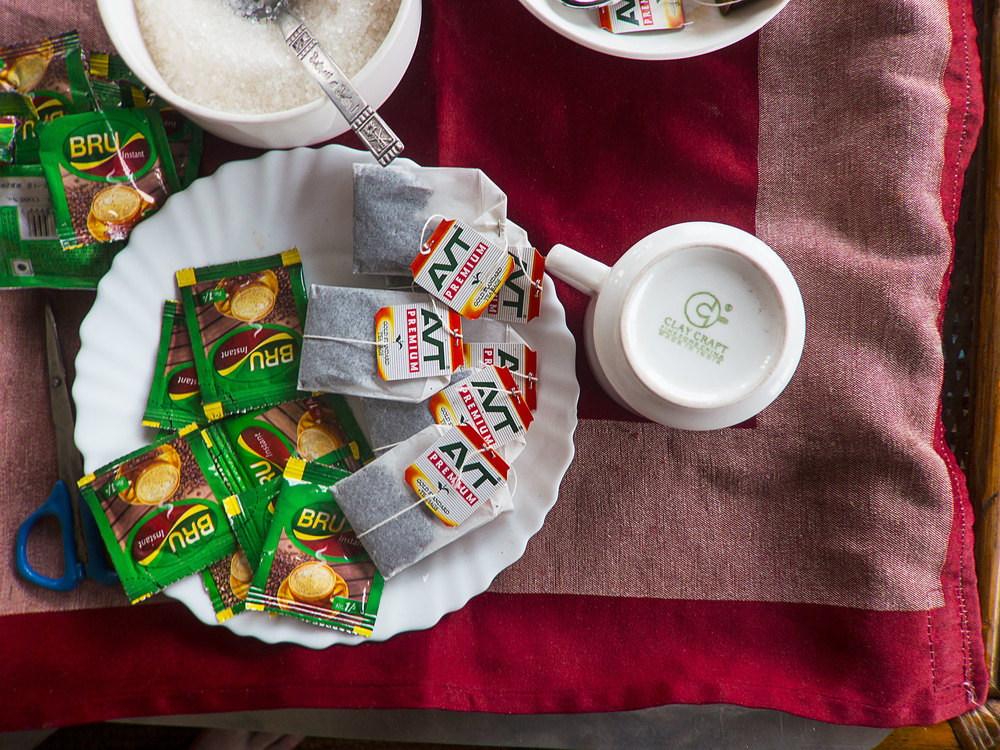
[618,242,793,410]
[588,222,806,429]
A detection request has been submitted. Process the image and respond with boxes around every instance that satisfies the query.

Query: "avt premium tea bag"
[178,250,308,421]
[78,425,243,603]
[358,367,473,455]
[352,163,508,277]
[463,327,539,411]
[332,424,513,579]
[411,217,515,320]
[248,459,384,636]
[428,366,533,453]
[298,285,461,402]
[143,299,203,430]
[38,107,179,250]
[479,222,545,325]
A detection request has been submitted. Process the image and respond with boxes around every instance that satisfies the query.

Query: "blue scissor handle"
[79,499,118,586]
[16,480,84,591]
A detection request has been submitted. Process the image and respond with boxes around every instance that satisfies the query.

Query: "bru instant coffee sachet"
[88,52,203,188]
[0,160,126,288]
[178,250,308,421]
[143,300,204,431]
[331,424,513,579]
[78,425,242,603]
[203,394,373,492]
[37,107,179,250]
[201,546,255,622]
[247,459,384,636]
[223,480,278,571]
[0,31,93,164]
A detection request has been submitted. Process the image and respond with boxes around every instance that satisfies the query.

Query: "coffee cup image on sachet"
[87,184,145,240]
[0,45,53,92]
[114,442,182,505]
[214,270,279,323]
[296,410,347,462]
[279,561,349,607]
[229,550,253,601]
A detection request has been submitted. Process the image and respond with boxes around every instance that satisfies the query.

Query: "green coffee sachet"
[0,31,94,164]
[37,107,180,250]
[247,459,384,636]
[205,394,373,493]
[87,52,203,189]
[0,161,125,288]
[78,425,241,604]
[177,250,308,422]
[221,482,276,571]
[201,547,254,622]
[144,299,204,430]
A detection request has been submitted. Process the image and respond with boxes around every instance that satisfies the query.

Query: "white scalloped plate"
[73,145,579,647]
[518,0,788,60]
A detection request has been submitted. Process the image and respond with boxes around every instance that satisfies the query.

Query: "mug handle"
[546,244,611,295]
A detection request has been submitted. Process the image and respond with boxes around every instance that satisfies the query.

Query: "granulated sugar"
[133,0,401,113]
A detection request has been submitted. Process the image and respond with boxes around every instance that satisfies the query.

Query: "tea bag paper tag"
[411,218,514,320]
[481,246,545,324]
[598,0,685,33]
[429,366,533,447]
[405,424,510,527]
[463,343,539,411]
[375,303,463,381]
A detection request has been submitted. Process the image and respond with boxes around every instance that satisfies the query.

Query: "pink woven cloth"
[0,0,986,731]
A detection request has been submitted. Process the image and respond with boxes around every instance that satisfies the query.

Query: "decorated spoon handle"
[278,10,404,166]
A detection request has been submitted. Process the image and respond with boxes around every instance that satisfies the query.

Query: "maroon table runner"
[0,0,987,731]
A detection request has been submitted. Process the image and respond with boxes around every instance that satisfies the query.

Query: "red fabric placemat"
[0,0,986,731]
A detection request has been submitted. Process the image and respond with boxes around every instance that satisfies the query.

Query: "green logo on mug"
[684,292,731,329]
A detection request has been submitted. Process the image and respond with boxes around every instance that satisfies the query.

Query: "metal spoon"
[233,0,403,166]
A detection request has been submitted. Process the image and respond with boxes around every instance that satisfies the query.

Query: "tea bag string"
[301,297,463,347]
[356,444,508,540]
[418,213,448,256]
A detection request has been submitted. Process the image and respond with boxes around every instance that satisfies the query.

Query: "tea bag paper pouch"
[358,365,527,464]
[358,367,474,455]
[353,163,508,277]
[298,285,453,402]
[333,424,514,579]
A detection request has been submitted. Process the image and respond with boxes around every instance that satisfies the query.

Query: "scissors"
[15,300,118,590]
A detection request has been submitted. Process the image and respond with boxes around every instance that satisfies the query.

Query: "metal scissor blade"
[45,300,88,565]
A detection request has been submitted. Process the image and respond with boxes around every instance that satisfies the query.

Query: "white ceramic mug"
[545,222,806,430]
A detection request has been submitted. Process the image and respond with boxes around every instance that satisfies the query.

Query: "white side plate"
[74,145,580,647]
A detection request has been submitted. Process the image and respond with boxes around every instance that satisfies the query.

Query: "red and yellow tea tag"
[598,0,685,32]
[375,303,464,381]
[410,218,514,320]
[482,246,545,324]
[463,343,538,411]
[428,366,534,448]
[404,424,510,527]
